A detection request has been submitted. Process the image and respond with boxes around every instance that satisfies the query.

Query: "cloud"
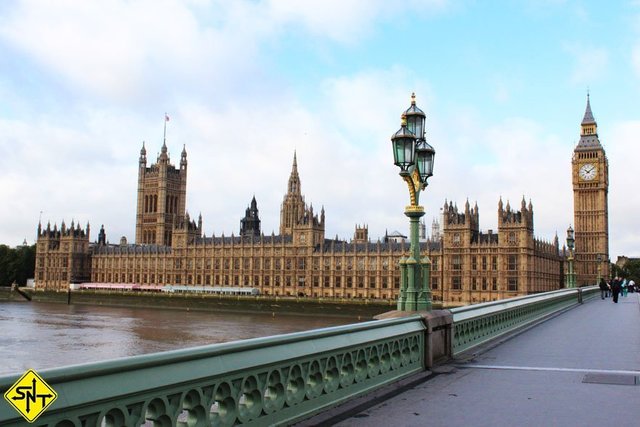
[0,0,636,263]
[430,114,572,239]
[563,43,609,85]
[0,1,253,104]
[267,0,450,43]
[607,119,640,257]
[0,0,450,106]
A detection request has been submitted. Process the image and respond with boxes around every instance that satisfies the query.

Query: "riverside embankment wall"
[0,288,400,318]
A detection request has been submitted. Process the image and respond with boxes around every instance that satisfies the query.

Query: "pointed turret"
[287,151,301,195]
[158,140,169,164]
[581,93,595,125]
[139,141,147,167]
[280,151,305,235]
[180,144,187,170]
[241,196,261,237]
[576,93,602,150]
[98,225,106,245]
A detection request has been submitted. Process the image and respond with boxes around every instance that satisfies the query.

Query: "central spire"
[287,151,301,195]
[280,151,306,236]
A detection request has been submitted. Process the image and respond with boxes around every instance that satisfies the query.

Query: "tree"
[623,260,640,283]
[611,259,640,283]
[0,244,36,286]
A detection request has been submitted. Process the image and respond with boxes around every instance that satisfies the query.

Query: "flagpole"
[163,113,167,142]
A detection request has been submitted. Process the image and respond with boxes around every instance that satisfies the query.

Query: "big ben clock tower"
[572,95,609,285]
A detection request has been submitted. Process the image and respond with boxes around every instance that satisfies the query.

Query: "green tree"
[0,244,36,286]
[623,260,640,283]
[0,245,14,286]
[611,260,640,283]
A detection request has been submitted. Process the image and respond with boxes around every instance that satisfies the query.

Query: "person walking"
[611,277,621,303]
[621,278,628,297]
[599,278,608,299]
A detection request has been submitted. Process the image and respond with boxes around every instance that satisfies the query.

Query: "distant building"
[35,151,565,306]
[36,97,607,305]
[384,230,407,244]
[615,256,639,269]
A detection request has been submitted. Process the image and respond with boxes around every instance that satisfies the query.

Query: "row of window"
[95,256,403,271]
[453,255,518,271]
[450,276,518,291]
[91,272,402,289]
[142,194,180,214]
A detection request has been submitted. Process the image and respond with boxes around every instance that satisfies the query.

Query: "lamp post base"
[399,205,432,312]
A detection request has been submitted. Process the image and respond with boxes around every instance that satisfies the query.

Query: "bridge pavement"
[335,292,640,427]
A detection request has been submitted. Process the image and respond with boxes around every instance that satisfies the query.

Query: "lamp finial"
[411,92,416,105]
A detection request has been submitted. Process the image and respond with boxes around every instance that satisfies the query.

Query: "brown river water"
[0,301,361,376]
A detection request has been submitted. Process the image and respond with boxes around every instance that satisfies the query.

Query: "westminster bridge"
[1,286,639,426]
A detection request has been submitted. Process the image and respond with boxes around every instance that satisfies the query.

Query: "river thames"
[0,301,362,376]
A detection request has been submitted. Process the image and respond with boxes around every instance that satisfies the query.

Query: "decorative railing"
[0,316,425,426]
[580,285,599,302]
[450,286,597,355]
[1,286,602,425]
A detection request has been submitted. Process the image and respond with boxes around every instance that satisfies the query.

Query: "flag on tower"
[165,113,170,122]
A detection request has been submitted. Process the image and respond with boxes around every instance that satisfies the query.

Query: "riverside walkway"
[331,292,640,427]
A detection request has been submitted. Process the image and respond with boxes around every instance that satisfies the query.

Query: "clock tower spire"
[572,94,609,285]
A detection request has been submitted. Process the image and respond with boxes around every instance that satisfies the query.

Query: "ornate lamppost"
[596,254,603,284]
[391,93,435,311]
[565,226,577,288]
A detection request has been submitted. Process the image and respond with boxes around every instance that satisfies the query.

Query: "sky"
[0,0,638,259]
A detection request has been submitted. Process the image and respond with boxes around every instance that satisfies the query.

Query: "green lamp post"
[565,225,577,288]
[391,93,435,312]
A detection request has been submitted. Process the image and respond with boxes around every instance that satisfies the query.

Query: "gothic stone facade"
[572,95,610,285]
[35,142,568,306]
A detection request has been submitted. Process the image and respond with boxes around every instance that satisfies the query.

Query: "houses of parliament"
[34,96,610,306]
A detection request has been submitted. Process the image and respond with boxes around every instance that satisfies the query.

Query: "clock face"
[579,163,597,181]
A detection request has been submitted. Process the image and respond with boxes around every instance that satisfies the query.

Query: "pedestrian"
[611,277,621,303]
[629,279,636,293]
[599,278,608,299]
[621,278,628,297]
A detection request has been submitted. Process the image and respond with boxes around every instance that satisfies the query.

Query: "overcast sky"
[0,0,638,258]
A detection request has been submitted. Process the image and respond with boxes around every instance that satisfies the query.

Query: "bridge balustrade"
[0,316,425,426]
[0,286,600,426]
[451,286,598,355]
